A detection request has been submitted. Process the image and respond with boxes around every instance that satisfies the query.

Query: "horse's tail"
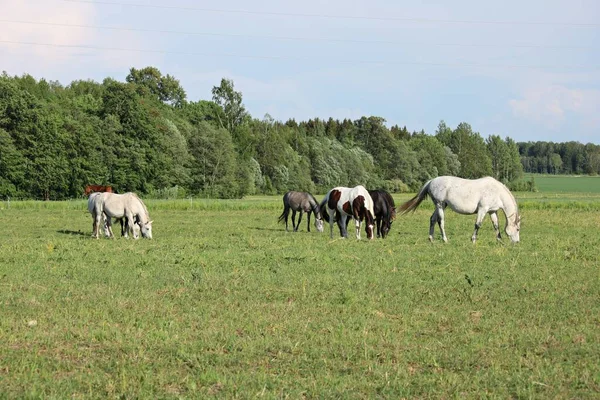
[398,180,431,214]
[278,193,289,223]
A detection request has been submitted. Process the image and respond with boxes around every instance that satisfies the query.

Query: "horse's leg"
[297,211,303,232]
[490,211,502,241]
[376,217,382,238]
[105,214,115,239]
[471,209,488,243]
[429,210,438,242]
[284,205,290,232]
[93,211,104,239]
[306,211,311,232]
[103,215,111,237]
[355,218,361,240]
[126,213,137,239]
[329,208,335,238]
[120,218,126,237]
[291,210,297,232]
[340,215,348,238]
[437,205,448,242]
[92,212,99,238]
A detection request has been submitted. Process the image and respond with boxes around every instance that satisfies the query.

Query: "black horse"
[369,189,396,238]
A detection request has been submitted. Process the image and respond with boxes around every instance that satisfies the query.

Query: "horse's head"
[314,217,324,233]
[381,218,393,239]
[311,202,325,233]
[505,214,520,243]
[139,220,153,239]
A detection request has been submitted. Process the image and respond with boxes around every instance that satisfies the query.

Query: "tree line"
[0,67,597,200]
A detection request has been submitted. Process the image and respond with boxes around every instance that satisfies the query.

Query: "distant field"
[527,174,600,193]
[1,196,599,398]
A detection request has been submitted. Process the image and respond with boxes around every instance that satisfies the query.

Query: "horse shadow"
[57,229,87,237]
[252,227,285,232]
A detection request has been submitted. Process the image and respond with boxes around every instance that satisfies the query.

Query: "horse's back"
[350,185,374,210]
[430,176,507,213]
[285,191,312,211]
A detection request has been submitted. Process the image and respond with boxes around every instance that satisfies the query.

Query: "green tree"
[438,122,492,179]
[126,66,186,107]
[211,78,248,133]
[0,128,25,197]
[188,122,238,198]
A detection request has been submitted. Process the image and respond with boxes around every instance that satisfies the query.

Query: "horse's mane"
[308,193,321,215]
[369,189,396,220]
[382,191,396,220]
[495,179,519,221]
[130,192,150,219]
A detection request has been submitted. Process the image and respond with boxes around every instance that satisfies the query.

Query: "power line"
[0,19,594,50]
[59,0,600,28]
[1,40,598,70]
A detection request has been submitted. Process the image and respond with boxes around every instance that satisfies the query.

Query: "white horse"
[320,185,375,240]
[90,192,153,239]
[88,192,138,238]
[398,176,520,243]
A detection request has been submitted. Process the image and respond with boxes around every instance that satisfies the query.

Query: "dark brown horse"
[369,189,396,238]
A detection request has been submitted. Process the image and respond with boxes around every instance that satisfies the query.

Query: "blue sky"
[1,0,599,143]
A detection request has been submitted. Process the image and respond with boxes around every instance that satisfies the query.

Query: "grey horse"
[278,191,324,232]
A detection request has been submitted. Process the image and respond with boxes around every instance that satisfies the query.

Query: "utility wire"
[59,0,600,28]
[1,40,597,70]
[0,19,594,50]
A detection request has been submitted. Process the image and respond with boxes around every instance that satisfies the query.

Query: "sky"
[1,0,599,143]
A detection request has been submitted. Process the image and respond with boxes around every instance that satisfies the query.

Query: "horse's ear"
[148,220,154,225]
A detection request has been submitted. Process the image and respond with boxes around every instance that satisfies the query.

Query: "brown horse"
[85,184,113,197]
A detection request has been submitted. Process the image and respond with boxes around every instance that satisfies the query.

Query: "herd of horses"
[278,176,521,243]
[86,176,521,243]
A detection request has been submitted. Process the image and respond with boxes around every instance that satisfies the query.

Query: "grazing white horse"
[320,185,375,240]
[398,176,521,243]
[88,192,138,238]
[90,192,153,239]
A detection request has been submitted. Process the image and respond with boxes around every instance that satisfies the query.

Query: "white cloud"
[0,0,151,78]
[0,0,97,60]
[509,85,600,130]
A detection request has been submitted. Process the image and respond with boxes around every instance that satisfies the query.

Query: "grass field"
[1,193,599,398]
[527,174,600,193]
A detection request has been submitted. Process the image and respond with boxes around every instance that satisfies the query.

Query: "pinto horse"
[85,184,112,197]
[369,189,396,238]
[278,191,324,233]
[398,176,520,243]
[320,185,375,240]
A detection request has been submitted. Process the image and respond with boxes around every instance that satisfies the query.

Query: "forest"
[1,67,599,200]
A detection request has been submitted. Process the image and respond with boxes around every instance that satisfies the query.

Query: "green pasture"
[527,174,600,193]
[0,194,599,398]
